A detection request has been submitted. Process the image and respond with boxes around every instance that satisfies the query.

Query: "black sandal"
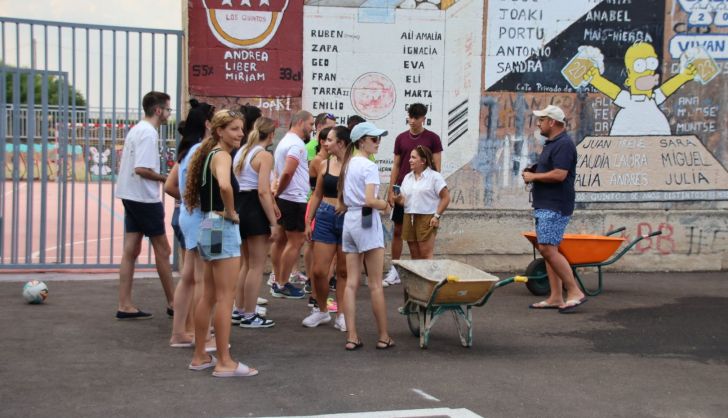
[345,340,363,351]
[376,338,395,349]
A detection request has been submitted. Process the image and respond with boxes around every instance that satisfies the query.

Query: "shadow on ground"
[553,296,728,364]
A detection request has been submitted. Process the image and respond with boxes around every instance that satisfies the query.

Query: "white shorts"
[342,208,384,254]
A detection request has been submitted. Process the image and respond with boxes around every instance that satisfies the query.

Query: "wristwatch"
[433,213,441,219]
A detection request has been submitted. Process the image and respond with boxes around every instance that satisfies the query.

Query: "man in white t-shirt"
[270,110,314,299]
[115,91,175,320]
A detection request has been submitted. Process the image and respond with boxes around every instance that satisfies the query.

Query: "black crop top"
[322,158,339,198]
[200,149,240,212]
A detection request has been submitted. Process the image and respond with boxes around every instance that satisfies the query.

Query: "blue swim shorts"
[534,208,570,246]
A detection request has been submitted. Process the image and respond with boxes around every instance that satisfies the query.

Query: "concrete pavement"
[0,270,726,417]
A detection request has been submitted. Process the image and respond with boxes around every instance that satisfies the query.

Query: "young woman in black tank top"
[183,110,258,377]
[302,126,350,330]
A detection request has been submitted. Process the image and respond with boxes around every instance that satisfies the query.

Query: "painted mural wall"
[185,0,728,269]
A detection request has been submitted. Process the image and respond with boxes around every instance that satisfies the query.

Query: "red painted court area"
[2,180,175,267]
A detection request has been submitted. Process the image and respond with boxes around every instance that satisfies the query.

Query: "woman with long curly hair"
[185,110,257,377]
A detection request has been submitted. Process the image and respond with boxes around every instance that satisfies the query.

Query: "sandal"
[376,338,395,349]
[345,339,363,351]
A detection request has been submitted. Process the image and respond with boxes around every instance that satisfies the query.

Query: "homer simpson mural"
[563,41,717,136]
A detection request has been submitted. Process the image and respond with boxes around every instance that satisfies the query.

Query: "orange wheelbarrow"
[521,227,662,296]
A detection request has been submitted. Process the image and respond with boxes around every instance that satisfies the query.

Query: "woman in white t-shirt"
[338,122,394,351]
[394,145,450,260]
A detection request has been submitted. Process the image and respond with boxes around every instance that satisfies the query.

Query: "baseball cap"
[532,105,566,123]
[350,121,388,141]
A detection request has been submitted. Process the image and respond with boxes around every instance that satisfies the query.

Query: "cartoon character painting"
[583,42,697,136]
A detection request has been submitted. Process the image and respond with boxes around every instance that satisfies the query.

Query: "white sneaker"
[333,314,347,332]
[383,266,400,287]
[257,297,268,305]
[289,271,308,284]
[302,308,331,328]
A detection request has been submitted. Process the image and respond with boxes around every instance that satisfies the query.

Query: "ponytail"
[235,117,275,175]
[336,141,357,205]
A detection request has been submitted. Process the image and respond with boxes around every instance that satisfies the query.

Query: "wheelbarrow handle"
[473,276,528,307]
[605,227,626,236]
[643,230,663,238]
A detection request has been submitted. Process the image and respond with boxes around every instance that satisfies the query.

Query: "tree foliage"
[3,64,86,107]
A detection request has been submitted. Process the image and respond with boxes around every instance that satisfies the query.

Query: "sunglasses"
[325,113,336,121]
[365,136,381,144]
[226,110,243,117]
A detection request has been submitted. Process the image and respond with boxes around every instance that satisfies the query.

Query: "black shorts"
[276,197,307,232]
[238,191,271,239]
[122,199,166,237]
[392,203,405,225]
[171,206,185,244]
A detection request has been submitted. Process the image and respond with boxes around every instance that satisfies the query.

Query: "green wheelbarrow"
[521,227,663,297]
[394,259,527,349]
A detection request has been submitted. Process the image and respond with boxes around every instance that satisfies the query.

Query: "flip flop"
[559,297,588,314]
[376,338,396,349]
[212,362,258,378]
[345,339,363,351]
[529,301,560,310]
[188,355,217,371]
[170,341,194,348]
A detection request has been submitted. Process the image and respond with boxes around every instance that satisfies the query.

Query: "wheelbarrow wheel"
[406,302,421,337]
[525,258,550,296]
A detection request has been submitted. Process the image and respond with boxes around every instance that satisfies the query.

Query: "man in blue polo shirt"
[522,105,586,313]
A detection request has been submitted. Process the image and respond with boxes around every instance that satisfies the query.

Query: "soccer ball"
[22,280,49,304]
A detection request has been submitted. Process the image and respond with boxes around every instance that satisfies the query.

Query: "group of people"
[114,91,454,377]
[115,90,583,377]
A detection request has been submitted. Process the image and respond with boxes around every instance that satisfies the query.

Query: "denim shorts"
[534,209,570,246]
[171,206,185,245]
[312,202,344,245]
[179,205,203,250]
[197,214,241,261]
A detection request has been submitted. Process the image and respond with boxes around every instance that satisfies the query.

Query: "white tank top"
[234,145,265,191]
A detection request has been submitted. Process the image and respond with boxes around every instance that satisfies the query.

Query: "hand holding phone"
[392,184,401,196]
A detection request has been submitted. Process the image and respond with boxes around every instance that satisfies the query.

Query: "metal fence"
[1,17,183,269]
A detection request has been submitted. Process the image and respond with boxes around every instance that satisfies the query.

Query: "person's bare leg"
[391,223,403,261]
[170,248,196,344]
[243,235,271,313]
[191,251,206,336]
[271,226,287,285]
[190,262,215,366]
[407,241,421,260]
[150,234,175,307]
[343,252,362,347]
[235,241,249,311]
[118,232,143,312]
[418,235,436,260]
[541,259,565,306]
[210,257,242,372]
[364,249,392,346]
[304,240,313,278]
[279,230,306,288]
[539,244,584,303]
[312,242,336,311]
[335,247,347,313]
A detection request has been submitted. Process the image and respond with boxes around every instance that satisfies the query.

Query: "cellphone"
[361,206,373,228]
[524,164,537,173]
[392,185,401,196]
[210,229,223,254]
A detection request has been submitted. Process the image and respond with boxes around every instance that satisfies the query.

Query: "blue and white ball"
[22,280,49,304]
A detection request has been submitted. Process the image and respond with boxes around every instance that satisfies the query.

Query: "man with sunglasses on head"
[306,113,337,162]
[115,91,175,320]
[522,105,585,314]
[385,103,442,287]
